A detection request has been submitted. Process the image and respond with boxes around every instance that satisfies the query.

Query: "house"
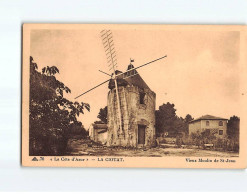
[89,123,108,145]
[107,63,156,147]
[188,115,228,137]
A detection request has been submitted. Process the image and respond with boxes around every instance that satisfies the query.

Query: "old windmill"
[75,30,167,147]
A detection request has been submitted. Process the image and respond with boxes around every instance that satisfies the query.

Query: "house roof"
[189,115,228,123]
[93,123,108,129]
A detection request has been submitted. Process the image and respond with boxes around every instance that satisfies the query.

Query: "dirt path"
[66,139,239,157]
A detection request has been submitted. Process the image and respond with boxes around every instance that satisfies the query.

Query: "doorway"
[138,125,146,145]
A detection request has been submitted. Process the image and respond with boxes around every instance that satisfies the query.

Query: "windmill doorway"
[138,125,146,145]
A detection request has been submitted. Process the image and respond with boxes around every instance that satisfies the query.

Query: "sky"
[30,27,240,129]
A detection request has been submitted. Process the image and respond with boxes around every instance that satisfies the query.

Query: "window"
[139,92,145,104]
[206,121,210,126]
[219,130,223,135]
[219,121,223,126]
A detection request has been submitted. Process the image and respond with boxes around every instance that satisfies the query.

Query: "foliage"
[184,114,194,135]
[96,106,108,124]
[227,115,240,140]
[69,121,88,138]
[155,102,177,136]
[190,130,217,148]
[155,102,193,137]
[184,114,193,123]
[175,136,183,148]
[185,130,239,152]
[29,56,90,156]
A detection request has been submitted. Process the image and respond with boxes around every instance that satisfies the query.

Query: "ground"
[66,138,239,157]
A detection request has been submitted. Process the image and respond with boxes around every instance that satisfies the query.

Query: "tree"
[155,102,177,137]
[69,121,88,138]
[155,102,194,137]
[97,106,107,124]
[185,114,193,123]
[174,116,186,135]
[227,115,240,140]
[184,114,194,135]
[29,56,90,156]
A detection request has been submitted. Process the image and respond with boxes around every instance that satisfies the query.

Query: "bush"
[175,136,182,148]
[30,128,67,156]
[181,136,193,146]
[187,130,239,152]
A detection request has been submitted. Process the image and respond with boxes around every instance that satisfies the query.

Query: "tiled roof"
[189,115,228,123]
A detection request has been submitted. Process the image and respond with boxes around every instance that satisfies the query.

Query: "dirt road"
[66,139,239,157]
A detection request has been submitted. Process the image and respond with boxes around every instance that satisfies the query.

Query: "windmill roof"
[108,64,151,90]
[189,115,228,123]
[123,63,151,90]
[124,72,150,90]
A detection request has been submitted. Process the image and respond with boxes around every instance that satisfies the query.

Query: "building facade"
[189,115,228,137]
[89,123,108,145]
[107,64,156,147]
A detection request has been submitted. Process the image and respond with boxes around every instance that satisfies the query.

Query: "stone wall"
[107,85,156,147]
[189,121,201,135]
[89,124,108,144]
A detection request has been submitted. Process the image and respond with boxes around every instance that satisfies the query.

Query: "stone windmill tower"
[75,30,166,148]
[107,63,156,147]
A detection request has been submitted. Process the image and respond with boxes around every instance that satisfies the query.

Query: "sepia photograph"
[2,0,247,193]
[22,24,247,168]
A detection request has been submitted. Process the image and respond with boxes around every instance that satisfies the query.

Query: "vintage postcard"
[22,24,247,168]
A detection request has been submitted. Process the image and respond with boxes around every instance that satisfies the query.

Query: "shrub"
[187,130,239,152]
